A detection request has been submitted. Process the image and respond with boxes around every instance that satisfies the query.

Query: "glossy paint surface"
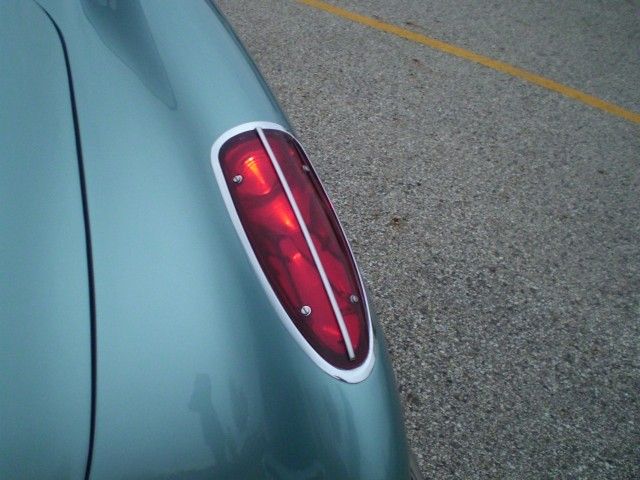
[31,1,410,478]
[0,1,91,478]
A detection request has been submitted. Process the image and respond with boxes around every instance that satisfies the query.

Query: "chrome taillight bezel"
[210,121,375,383]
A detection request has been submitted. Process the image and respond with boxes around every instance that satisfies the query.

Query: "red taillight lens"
[217,128,370,369]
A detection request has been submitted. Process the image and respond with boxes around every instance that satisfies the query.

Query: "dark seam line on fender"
[38,6,97,480]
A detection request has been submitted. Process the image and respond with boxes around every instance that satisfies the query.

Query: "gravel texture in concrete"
[216,1,640,478]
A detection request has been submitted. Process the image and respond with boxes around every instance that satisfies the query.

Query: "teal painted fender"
[0,1,91,478]
[4,1,411,478]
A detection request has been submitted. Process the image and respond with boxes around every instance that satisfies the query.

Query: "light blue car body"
[0,1,411,478]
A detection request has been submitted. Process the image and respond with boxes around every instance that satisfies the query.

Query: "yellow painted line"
[298,0,640,125]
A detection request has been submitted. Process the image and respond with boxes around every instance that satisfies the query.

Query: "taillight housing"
[211,122,374,381]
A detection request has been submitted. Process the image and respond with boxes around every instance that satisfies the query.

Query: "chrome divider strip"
[256,127,356,360]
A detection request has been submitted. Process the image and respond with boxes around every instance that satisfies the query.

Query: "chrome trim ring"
[210,121,375,383]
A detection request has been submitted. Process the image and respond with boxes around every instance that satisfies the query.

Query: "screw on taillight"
[211,123,374,380]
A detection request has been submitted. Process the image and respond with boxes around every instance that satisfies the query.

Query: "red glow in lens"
[218,129,369,369]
